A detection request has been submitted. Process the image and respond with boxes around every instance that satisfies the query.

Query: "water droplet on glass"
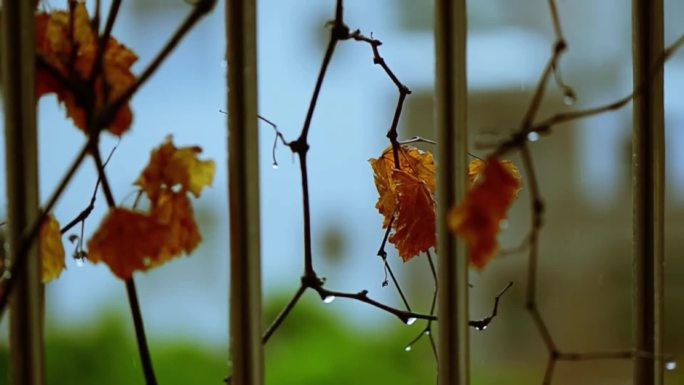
[272,163,279,170]
[404,345,412,352]
[527,132,540,142]
[563,92,576,106]
[76,258,84,267]
[405,317,417,326]
[666,360,677,371]
[323,295,336,304]
[499,219,509,230]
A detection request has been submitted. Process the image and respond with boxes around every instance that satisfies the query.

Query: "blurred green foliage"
[0,294,441,385]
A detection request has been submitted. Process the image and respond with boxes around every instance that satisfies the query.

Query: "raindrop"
[563,92,577,106]
[404,345,412,352]
[323,295,336,304]
[76,258,85,268]
[666,360,677,371]
[405,317,417,326]
[527,132,540,142]
[499,219,509,230]
[272,163,279,170]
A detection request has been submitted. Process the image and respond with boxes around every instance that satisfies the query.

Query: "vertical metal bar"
[2,0,45,384]
[632,0,664,384]
[435,0,469,384]
[226,0,263,384]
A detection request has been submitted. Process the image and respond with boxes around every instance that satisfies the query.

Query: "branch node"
[554,40,567,53]
[301,274,322,289]
[289,138,309,155]
[332,23,350,41]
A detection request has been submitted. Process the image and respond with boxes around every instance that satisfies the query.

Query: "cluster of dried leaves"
[33,3,214,282]
[370,145,522,269]
[34,1,517,298]
[40,137,215,281]
[36,2,137,135]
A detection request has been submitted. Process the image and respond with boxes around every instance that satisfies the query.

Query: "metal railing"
[1,1,667,385]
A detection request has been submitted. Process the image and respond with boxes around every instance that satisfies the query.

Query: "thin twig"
[468,281,513,330]
[91,141,157,385]
[289,0,348,279]
[404,251,439,362]
[375,217,412,311]
[60,142,118,235]
[349,29,416,312]
[398,136,436,145]
[257,114,288,168]
[494,33,684,154]
[97,0,217,130]
[88,0,122,87]
[262,285,307,344]
[481,2,640,383]
[0,140,90,321]
[311,285,434,323]
[125,278,157,385]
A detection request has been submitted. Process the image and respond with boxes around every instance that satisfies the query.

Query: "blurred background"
[0,0,683,383]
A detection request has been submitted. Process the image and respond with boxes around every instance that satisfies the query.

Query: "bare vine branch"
[480,1,659,383]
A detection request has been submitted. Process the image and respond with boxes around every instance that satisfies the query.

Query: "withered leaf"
[448,156,522,269]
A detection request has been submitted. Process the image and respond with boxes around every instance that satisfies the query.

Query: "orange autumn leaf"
[389,169,436,262]
[369,144,436,261]
[136,136,216,201]
[448,156,522,269]
[86,192,203,280]
[87,138,213,279]
[87,208,169,279]
[468,158,522,194]
[149,190,202,263]
[36,3,137,135]
[40,214,66,283]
